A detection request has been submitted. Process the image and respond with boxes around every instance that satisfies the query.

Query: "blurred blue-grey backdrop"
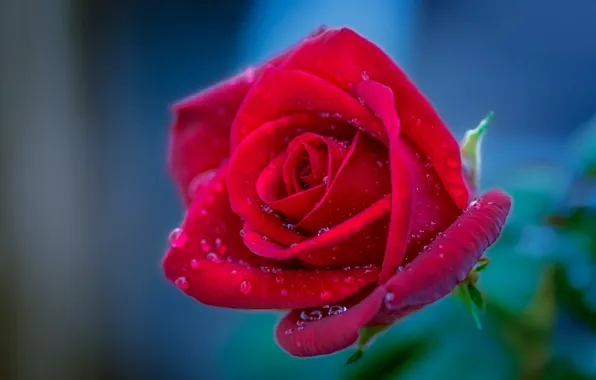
[2,1,596,379]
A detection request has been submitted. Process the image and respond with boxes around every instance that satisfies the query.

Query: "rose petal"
[168,27,327,204]
[352,81,413,283]
[228,113,353,246]
[371,190,511,325]
[275,286,386,357]
[296,131,391,234]
[162,164,380,309]
[281,28,470,208]
[243,196,390,267]
[230,66,385,149]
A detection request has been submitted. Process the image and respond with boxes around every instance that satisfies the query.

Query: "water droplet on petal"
[300,310,323,321]
[344,276,355,284]
[262,235,269,241]
[360,70,370,80]
[239,229,246,237]
[416,118,422,126]
[200,239,210,253]
[206,252,223,264]
[281,289,288,296]
[262,204,274,214]
[240,280,252,295]
[322,176,328,184]
[320,290,331,300]
[384,292,396,308]
[187,169,217,198]
[275,276,284,284]
[190,259,200,270]
[175,277,189,290]
[317,227,330,236]
[284,328,294,335]
[260,265,271,273]
[169,228,188,248]
[376,160,384,168]
[214,238,227,254]
[271,267,282,274]
[328,305,347,315]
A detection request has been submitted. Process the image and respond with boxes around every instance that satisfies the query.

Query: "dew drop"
[300,310,323,321]
[322,176,328,184]
[284,328,294,335]
[416,118,422,126]
[262,235,269,241]
[275,276,284,284]
[328,305,347,315]
[384,291,396,308]
[320,290,331,300]
[271,267,282,274]
[262,204,274,214]
[260,265,271,273]
[187,169,217,199]
[214,238,227,254]
[190,259,201,270]
[169,228,188,249]
[240,280,252,295]
[317,227,330,236]
[283,223,296,231]
[200,239,210,253]
[175,277,189,290]
[360,70,370,80]
[281,289,288,297]
[206,252,223,264]
[239,229,246,237]
[344,276,355,284]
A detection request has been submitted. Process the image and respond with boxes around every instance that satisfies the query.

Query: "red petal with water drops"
[352,80,412,283]
[296,131,391,235]
[162,164,380,309]
[275,286,386,357]
[168,27,327,204]
[371,190,511,325]
[228,113,354,247]
[281,28,470,208]
[242,197,390,267]
[230,66,385,149]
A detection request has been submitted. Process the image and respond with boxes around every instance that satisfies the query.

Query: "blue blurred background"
[1,0,596,379]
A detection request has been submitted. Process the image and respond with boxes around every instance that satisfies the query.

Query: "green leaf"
[454,284,482,329]
[468,283,485,310]
[460,111,493,188]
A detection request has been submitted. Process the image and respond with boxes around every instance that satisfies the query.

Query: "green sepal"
[460,111,494,188]
[345,325,389,365]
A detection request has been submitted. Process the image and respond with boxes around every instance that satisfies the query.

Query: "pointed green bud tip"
[460,111,494,188]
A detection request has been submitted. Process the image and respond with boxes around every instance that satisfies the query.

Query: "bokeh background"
[1,0,596,379]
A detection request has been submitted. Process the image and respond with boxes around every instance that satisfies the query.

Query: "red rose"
[163,27,511,357]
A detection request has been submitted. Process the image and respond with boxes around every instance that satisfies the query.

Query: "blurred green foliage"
[220,116,596,380]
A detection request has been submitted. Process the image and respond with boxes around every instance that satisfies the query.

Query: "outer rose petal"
[168,28,326,204]
[275,286,386,357]
[275,190,511,356]
[162,164,380,309]
[230,66,385,149]
[281,28,470,208]
[372,190,512,325]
